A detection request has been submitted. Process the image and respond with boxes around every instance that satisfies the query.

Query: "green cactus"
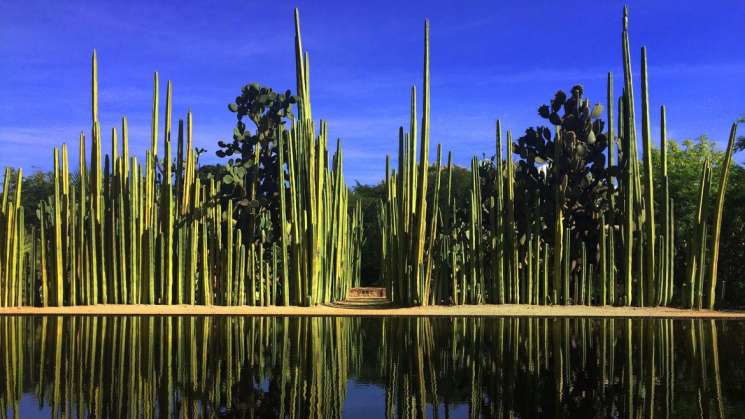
[706,123,738,309]
[640,46,656,305]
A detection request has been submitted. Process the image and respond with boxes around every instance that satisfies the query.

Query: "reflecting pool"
[0,316,742,418]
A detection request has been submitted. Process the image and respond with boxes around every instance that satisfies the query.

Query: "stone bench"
[347,287,386,299]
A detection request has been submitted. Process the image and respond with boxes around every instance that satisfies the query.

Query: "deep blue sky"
[1,1,743,184]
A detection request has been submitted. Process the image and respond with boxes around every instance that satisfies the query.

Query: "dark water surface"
[0,316,743,418]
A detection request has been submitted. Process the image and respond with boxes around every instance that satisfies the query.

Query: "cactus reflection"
[0,316,739,418]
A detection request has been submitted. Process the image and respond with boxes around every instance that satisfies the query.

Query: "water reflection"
[0,316,738,418]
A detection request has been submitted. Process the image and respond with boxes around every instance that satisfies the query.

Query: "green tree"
[349,182,385,285]
[2,169,55,228]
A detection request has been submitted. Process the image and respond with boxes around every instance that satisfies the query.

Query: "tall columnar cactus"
[600,218,607,306]
[278,130,290,306]
[639,46,656,305]
[620,6,637,307]
[688,158,711,308]
[424,145,442,304]
[494,121,505,304]
[607,72,616,214]
[380,19,434,306]
[52,149,64,306]
[659,106,671,306]
[504,131,517,303]
[413,19,431,305]
[706,123,738,309]
[0,169,23,307]
[469,156,482,304]
[552,130,565,305]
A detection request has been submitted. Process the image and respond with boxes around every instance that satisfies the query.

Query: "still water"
[0,316,742,418]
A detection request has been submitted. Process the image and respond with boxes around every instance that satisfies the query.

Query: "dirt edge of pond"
[0,304,743,318]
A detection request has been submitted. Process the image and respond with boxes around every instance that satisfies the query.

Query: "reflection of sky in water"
[21,394,51,418]
[343,381,386,418]
[342,381,469,418]
[15,376,467,418]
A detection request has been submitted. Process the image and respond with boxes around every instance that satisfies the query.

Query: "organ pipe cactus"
[374,6,726,309]
[0,9,362,308]
[688,159,711,308]
[640,46,656,305]
[620,6,636,307]
[706,124,738,309]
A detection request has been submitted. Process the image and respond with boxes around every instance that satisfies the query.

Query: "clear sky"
[1,0,743,185]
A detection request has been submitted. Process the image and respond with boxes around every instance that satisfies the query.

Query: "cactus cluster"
[380,7,738,308]
[0,9,363,308]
